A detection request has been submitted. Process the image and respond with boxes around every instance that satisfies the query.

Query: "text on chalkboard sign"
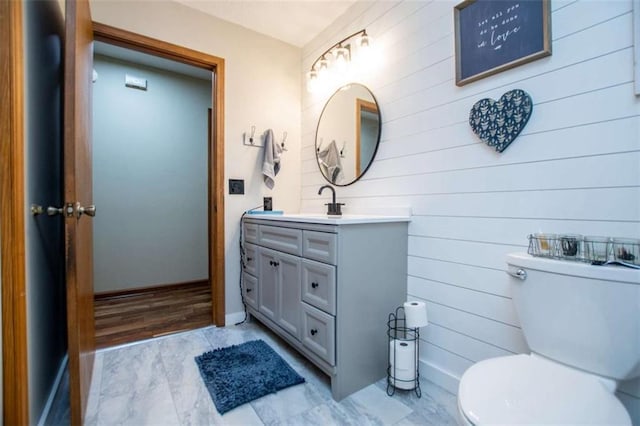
[454,0,551,86]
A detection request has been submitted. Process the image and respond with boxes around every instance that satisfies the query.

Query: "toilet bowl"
[457,253,640,426]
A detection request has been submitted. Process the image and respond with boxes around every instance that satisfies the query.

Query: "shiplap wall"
[301,0,640,419]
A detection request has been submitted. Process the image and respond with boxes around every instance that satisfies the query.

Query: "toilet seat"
[458,354,630,425]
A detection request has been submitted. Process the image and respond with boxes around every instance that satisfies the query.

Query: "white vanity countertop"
[245,212,411,225]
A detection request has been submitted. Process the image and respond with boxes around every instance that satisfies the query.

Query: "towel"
[262,129,282,189]
[317,140,343,184]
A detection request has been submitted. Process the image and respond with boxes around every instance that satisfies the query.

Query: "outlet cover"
[229,179,244,195]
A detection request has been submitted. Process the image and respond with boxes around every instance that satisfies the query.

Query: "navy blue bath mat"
[195,339,305,414]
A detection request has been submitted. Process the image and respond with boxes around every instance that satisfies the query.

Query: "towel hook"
[316,138,324,153]
[340,141,346,158]
[249,125,256,144]
[281,131,288,151]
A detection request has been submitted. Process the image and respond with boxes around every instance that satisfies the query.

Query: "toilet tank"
[507,253,640,381]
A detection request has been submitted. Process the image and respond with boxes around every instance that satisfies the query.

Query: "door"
[92,24,226,326]
[277,251,302,339]
[64,0,96,424]
[258,248,278,321]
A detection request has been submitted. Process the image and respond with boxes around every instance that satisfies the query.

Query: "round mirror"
[315,83,381,186]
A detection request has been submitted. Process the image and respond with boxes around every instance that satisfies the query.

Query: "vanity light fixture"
[307,29,372,93]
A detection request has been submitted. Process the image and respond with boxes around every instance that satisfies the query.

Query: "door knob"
[75,203,96,218]
[30,204,44,216]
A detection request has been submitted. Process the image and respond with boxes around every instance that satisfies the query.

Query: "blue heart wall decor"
[469,89,533,153]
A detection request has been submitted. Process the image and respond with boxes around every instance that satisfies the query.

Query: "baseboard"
[419,358,460,395]
[94,279,209,300]
[37,354,68,426]
[225,310,246,326]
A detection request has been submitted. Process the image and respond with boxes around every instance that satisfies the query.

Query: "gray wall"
[92,55,211,293]
[23,0,67,422]
[1,228,3,423]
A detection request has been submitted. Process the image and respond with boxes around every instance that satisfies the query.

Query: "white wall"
[92,55,210,293]
[90,0,302,318]
[302,0,639,419]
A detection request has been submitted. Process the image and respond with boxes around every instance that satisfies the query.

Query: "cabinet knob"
[311,282,319,289]
[273,261,280,267]
[246,288,252,293]
[310,329,318,336]
[246,257,253,261]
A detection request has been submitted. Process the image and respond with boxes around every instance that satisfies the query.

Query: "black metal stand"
[386,306,421,398]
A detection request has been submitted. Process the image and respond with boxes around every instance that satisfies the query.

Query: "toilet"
[457,253,640,425]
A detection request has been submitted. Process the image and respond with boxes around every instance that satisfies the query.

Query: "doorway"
[92,23,226,339]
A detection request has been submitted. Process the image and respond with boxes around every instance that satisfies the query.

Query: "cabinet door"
[259,225,302,256]
[302,259,336,315]
[243,243,258,276]
[243,221,259,244]
[277,251,302,339]
[303,230,337,265]
[242,272,258,310]
[301,303,335,365]
[258,248,278,322]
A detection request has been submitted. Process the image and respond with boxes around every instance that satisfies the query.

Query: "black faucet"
[318,185,345,216]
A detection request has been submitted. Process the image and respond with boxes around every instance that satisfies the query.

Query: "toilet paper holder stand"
[386,306,422,398]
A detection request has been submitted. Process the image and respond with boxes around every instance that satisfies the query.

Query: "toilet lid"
[458,354,631,425]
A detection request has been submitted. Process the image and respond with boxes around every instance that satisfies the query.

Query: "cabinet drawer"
[259,225,302,256]
[242,272,258,310]
[244,222,259,244]
[303,230,337,265]
[302,259,336,315]
[243,243,258,276]
[301,303,335,365]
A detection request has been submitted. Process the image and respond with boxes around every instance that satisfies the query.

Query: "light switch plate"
[229,179,244,195]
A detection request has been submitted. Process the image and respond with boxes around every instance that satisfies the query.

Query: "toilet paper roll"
[389,339,416,390]
[404,301,428,328]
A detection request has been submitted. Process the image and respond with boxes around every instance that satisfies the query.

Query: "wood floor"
[94,281,213,348]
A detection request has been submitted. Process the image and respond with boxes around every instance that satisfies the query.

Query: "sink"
[250,213,410,225]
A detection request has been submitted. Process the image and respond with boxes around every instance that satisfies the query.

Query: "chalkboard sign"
[454,0,551,86]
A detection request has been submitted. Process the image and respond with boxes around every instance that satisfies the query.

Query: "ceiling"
[94,1,357,80]
[173,0,356,47]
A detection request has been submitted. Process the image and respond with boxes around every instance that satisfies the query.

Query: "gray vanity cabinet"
[242,216,408,401]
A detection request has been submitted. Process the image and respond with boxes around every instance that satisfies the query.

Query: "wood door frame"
[92,23,226,326]
[0,1,30,424]
[355,99,377,176]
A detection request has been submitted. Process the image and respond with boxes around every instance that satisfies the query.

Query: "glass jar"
[583,236,612,264]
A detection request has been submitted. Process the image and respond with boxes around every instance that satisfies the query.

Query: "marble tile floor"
[84,320,458,426]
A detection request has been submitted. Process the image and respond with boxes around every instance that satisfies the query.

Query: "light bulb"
[359,32,370,49]
[356,32,372,62]
[353,31,379,74]
[333,46,350,75]
[317,56,330,79]
[306,70,319,93]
